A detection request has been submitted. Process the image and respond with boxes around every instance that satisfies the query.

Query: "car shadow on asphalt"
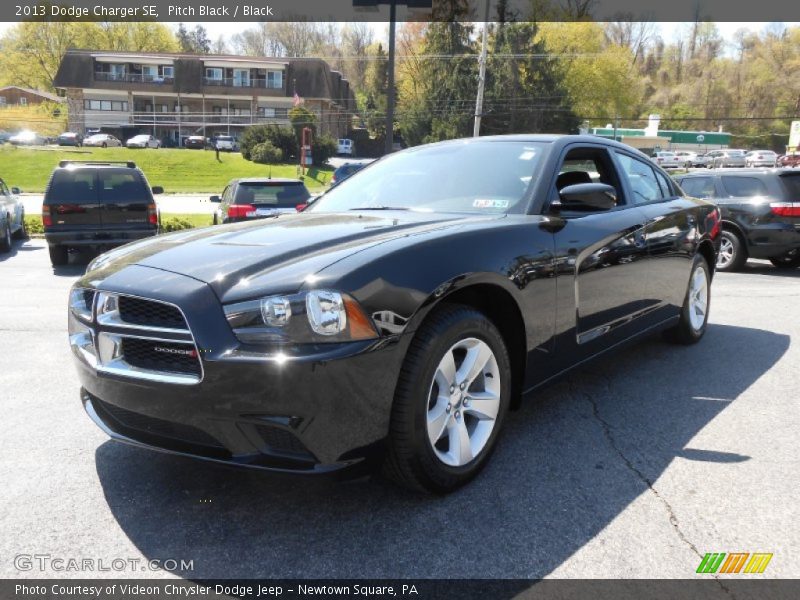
[93,323,789,581]
[739,261,800,278]
[0,238,41,262]
[51,248,100,277]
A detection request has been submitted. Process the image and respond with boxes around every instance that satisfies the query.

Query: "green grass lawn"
[1,145,333,193]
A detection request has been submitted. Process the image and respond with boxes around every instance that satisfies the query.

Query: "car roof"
[230,177,304,184]
[56,161,140,170]
[416,134,653,160]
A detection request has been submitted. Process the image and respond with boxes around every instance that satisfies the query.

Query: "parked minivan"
[337,138,355,156]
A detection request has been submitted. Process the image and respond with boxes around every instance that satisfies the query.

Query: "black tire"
[213,213,219,225]
[716,229,747,272]
[48,244,68,266]
[769,251,800,269]
[12,211,26,239]
[663,255,711,345]
[101,142,107,148]
[383,305,511,493]
[0,219,11,253]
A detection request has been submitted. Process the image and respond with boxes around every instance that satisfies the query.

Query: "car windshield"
[217,136,233,142]
[131,136,148,141]
[233,182,310,207]
[727,150,745,156]
[310,141,545,214]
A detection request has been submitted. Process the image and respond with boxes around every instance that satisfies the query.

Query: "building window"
[161,66,174,79]
[110,64,127,80]
[260,107,276,118]
[84,99,129,111]
[19,97,27,106]
[266,71,283,89]
[0,96,6,105]
[205,68,223,81]
[233,69,250,87]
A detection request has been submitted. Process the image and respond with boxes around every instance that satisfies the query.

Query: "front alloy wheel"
[426,338,501,467]
[383,305,511,493]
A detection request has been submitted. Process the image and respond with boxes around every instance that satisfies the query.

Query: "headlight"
[69,286,95,322]
[224,290,377,344]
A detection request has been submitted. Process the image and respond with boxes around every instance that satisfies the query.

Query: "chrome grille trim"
[70,290,204,385]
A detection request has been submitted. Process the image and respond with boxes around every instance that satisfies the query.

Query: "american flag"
[293,92,303,106]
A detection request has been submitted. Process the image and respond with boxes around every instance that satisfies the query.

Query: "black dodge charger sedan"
[69,135,720,493]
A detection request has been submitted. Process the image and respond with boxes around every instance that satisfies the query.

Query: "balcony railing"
[203,77,283,90]
[131,113,289,126]
[94,72,175,84]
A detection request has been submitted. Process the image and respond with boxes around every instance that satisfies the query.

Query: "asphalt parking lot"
[0,238,798,579]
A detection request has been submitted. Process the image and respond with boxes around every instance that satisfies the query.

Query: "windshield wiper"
[349,206,411,211]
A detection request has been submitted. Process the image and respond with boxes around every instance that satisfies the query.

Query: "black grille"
[94,398,224,450]
[122,338,201,377]
[255,424,312,458]
[118,295,187,330]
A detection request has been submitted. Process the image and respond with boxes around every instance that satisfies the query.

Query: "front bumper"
[71,265,409,473]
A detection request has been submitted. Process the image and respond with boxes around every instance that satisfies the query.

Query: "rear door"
[99,169,152,227]
[44,169,102,228]
[616,151,696,319]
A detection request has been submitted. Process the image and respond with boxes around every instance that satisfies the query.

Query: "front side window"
[680,177,716,198]
[615,152,664,204]
[311,141,544,214]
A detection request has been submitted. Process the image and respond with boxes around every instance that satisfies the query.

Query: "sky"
[0,21,796,49]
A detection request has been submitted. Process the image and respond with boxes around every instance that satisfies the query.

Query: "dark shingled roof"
[0,86,64,103]
[53,50,356,109]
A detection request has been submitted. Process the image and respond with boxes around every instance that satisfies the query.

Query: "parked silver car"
[83,134,122,148]
[652,151,681,169]
[707,149,747,168]
[745,150,778,168]
[674,151,710,168]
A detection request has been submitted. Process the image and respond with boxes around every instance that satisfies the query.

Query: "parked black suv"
[675,169,800,271]
[43,161,163,266]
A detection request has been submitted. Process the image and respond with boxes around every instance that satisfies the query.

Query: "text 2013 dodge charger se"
[69,136,720,493]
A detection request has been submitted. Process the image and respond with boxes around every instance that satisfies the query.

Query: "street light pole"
[473,0,491,137]
[384,0,397,155]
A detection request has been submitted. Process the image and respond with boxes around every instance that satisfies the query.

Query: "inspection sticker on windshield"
[519,148,537,160]
[473,199,510,209]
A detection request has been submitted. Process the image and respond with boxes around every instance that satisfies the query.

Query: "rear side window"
[680,177,716,198]
[779,174,800,199]
[46,170,96,203]
[234,183,310,207]
[721,176,768,197]
[98,170,149,202]
[654,170,675,197]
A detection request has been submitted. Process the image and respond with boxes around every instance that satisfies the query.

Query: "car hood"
[86,211,503,303]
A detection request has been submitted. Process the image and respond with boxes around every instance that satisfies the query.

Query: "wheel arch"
[407,279,528,409]
[697,239,717,280]
[720,219,747,247]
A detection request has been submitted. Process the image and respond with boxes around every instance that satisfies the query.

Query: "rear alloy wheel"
[383,305,511,493]
[716,230,747,272]
[769,250,800,269]
[0,219,11,253]
[663,255,711,345]
[48,244,68,266]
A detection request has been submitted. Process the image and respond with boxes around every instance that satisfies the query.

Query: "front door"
[548,144,650,363]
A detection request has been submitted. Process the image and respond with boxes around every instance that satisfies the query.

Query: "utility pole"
[384,0,397,155]
[473,0,491,137]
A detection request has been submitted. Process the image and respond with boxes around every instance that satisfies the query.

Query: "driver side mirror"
[11,187,20,195]
[151,186,164,195]
[209,195,221,203]
[553,183,617,212]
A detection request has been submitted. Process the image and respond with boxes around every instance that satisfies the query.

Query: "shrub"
[24,215,44,235]
[250,141,284,164]
[311,134,337,166]
[240,125,297,161]
[160,216,196,232]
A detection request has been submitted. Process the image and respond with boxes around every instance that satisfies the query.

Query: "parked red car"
[777,153,800,168]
